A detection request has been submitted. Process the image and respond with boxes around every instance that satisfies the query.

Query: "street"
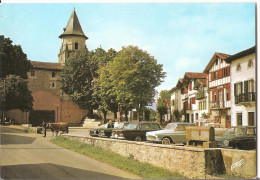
[0,125,141,179]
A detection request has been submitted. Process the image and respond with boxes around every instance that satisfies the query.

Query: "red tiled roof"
[203,52,230,73]
[184,72,207,79]
[198,79,207,86]
[30,61,63,70]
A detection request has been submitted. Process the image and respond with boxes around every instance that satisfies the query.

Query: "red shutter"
[193,97,196,104]
[189,82,192,90]
[211,72,214,81]
[219,69,223,79]
[216,90,219,103]
[227,67,230,76]
[212,91,214,102]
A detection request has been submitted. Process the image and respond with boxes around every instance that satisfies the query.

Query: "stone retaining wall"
[62,134,256,179]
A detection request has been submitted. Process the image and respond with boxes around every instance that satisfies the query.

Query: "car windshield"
[165,124,176,130]
[117,122,129,129]
[125,123,138,129]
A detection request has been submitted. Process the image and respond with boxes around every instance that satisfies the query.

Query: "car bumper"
[146,136,161,142]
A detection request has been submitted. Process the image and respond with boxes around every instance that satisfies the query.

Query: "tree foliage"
[107,46,166,121]
[0,35,33,113]
[0,75,33,111]
[93,47,118,122]
[59,49,99,111]
[156,90,171,124]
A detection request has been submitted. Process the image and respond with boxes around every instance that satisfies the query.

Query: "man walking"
[42,120,47,137]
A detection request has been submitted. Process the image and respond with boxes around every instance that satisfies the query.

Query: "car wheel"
[234,143,241,149]
[162,137,171,145]
[135,136,142,141]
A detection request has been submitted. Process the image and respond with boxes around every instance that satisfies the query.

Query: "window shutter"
[240,82,243,94]
[189,82,192,90]
[212,91,215,102]
[228,87,231,100]
[211,72,214,81]
[227,67,230,76]
[218,69,222,79]
[216,90,219,103]
[234,83,237,96]
[244,80,248,94]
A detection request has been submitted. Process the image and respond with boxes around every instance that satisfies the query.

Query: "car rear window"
[150,123,161,130]
[247,128,255,135]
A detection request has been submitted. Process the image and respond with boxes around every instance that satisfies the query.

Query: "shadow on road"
[1,134,36,145]
[0,126,28,134]
[1,163,125,179]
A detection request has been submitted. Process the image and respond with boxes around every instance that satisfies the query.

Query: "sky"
[0,2,256,93]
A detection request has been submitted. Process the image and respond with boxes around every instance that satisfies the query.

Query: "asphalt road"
[0,125,141,179]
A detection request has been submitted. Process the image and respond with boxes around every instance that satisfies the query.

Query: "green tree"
[108,46,165,121]
[0,75,33,112]
[59,49,99,115]
[156,90,171,124]
[0,36,33,119]
[93,47,118,123]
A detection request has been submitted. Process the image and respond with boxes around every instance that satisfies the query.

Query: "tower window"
[236,63,241,72]
[75,42,78,50]
[52,71,56,78]
[31,70,35,76]
[51,82,55,88]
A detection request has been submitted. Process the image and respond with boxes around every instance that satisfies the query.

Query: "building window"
[236,63,241,72]
[235,82,242,96]
[214,92,217,102]
[203,101,206,110]
[248,79,255,92]
[248,59,253,68]
[31,70,35,76]
[213,72,217,80]
[52,71,56,78]
[226,89,229,101]
[75,42,78,50]
[216,59,218,65]
[51,82,55,88]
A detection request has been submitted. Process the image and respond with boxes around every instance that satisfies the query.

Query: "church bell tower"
[58,8,88,65]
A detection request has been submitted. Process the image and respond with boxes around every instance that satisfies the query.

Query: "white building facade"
[226,46,256,126]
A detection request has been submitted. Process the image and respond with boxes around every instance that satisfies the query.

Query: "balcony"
[235,92,256,105]
[195,91,205,100]
[210,101,224,109]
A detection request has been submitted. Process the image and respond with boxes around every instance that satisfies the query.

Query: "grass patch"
[212,173,246,179]
[51,136,187,179]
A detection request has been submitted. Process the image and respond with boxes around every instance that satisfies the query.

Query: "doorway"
[248,112,255,126]
[237,113,242,126]
[29,110,55,127]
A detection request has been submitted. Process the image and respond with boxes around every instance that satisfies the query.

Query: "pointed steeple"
[59,8,88,39]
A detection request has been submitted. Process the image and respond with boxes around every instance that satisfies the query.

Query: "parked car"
[146,122,195,145]
[89,122,114,137]
[203,123,226,137]
[215,126,256,150]
[111,122,161,141]
[99,121,130,138]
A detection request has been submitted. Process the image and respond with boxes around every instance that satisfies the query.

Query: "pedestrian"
[107,120,114,128]
[42,120,47,137]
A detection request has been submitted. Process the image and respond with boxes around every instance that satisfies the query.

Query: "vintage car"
[99,121,129,138]
[89,123,114,137]
[111,122,161,141]
[215,126,256,150]
[146,122,195,145]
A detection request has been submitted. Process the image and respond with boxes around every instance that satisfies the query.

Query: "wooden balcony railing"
[195,91,204,100]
